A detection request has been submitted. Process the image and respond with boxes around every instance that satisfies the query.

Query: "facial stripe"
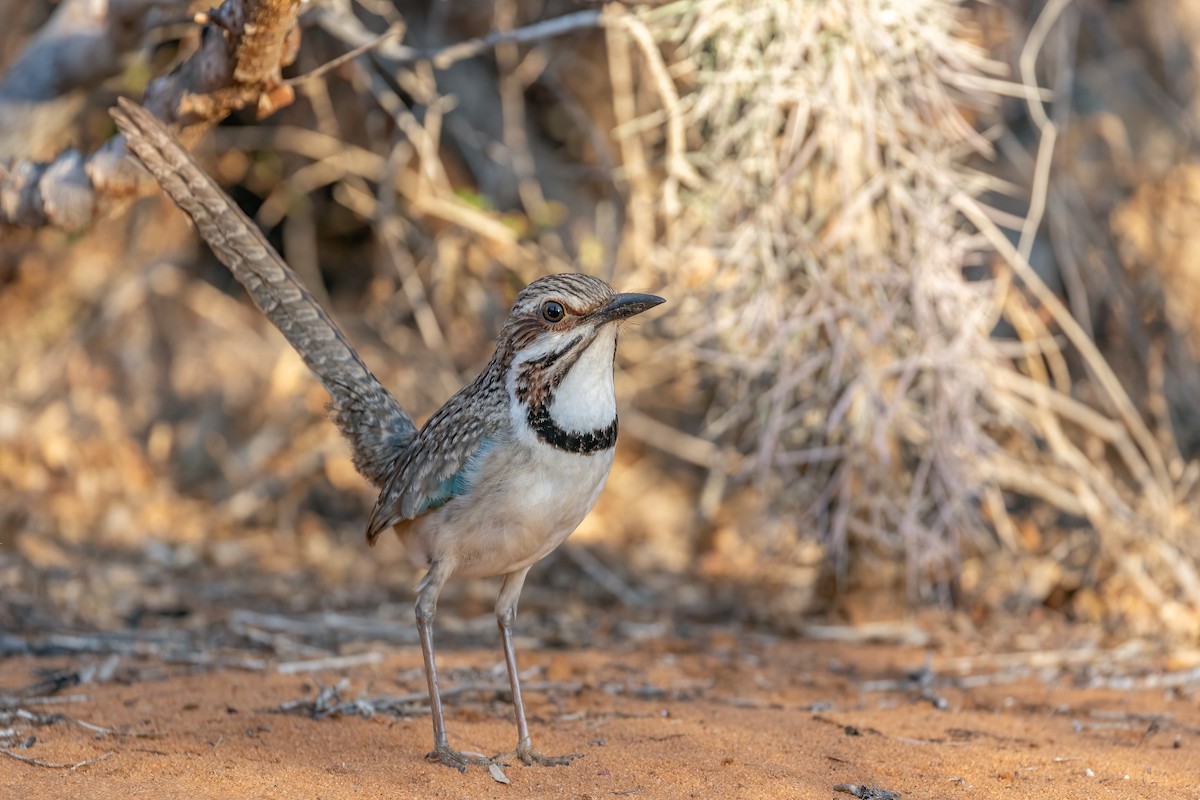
[513,332,591,408]
[499,274,616,350]
[524,333,583,372]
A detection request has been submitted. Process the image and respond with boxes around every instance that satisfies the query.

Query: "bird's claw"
[493,745,584,767]
[426,744,495,772]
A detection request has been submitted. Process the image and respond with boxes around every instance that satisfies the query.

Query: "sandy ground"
[2,636,1197,800]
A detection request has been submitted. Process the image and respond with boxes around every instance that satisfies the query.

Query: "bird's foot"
[425,744,495,772]
[494,744,584,767]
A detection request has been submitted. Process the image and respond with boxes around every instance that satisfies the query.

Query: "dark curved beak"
[589,292,666,325]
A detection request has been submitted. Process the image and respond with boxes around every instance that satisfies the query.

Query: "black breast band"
[527,402,617,455]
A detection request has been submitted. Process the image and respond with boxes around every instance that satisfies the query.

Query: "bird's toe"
[426,745,494,772]
[515,745,584,767]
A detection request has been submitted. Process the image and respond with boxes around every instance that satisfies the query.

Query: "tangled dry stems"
[631,0,1006,589]
[628,0,1200,632]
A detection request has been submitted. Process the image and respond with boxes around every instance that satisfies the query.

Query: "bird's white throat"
[547,329,617,433]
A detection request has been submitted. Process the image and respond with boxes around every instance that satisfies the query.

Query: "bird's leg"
[416,561,493,772]
[493,567,583,768]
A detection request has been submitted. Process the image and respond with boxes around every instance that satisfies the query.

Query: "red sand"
[2,639,1196,799]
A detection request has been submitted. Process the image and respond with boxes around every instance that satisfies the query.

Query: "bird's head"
[500,273,662,357]
[497,274,664,447]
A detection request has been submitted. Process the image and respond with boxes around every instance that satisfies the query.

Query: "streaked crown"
[499,274,617,353]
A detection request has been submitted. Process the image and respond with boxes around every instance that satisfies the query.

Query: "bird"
[111,98,665,771]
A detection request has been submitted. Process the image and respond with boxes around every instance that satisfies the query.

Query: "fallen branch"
[275,652,385,675]
[0,748,114,770]
[275,679,585,719]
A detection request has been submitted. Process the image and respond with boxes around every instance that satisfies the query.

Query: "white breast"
[411,438,615,579]
[548,329,617,432]
[406,328,622,580]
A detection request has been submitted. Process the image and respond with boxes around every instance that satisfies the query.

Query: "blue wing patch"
[415,437,495,516]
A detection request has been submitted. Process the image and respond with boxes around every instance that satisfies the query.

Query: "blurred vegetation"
[3,0,1200,645]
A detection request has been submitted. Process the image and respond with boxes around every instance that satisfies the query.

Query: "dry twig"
[0,748,114,770]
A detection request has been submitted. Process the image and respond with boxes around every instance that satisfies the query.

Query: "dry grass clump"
[629,0,1005,596]
[626,0,1200,633]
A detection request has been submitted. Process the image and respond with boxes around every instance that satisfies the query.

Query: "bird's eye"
[541,300,566,323]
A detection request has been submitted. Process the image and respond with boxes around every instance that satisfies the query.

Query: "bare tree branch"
[0,0,302,231]
[0,0,164,107]
[305,7,604,74]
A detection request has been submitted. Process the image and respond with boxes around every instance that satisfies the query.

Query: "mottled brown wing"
[111,98,416,488]
[363,365,507,545]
